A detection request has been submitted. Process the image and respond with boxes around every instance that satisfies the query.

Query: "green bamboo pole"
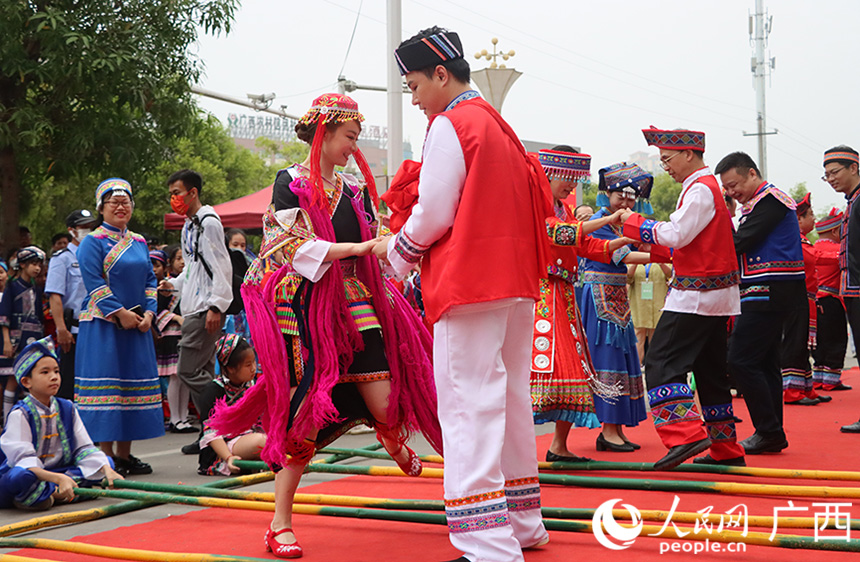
[318,446,444,464]
[109,480,860,531]
[0,443,377,539]
[263,461,860,501]
[539,460,860,482]
[0,537,278,561]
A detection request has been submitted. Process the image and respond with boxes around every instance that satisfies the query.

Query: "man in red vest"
[619,128,745,470]
[376,26,553,562]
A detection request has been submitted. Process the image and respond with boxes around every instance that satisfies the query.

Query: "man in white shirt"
[164,169,232,454]
[376,26,549,562]
[620,127,745,470]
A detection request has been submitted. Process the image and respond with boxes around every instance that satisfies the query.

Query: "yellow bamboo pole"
[537,461,860,482]
[0,537,279,561]
[0,554,64,562]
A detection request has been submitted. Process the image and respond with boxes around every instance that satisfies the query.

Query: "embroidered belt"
[819,286,839,296]
[581,271,626,286]
[671,271,739,291]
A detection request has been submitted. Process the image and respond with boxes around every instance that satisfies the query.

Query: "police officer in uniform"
[45,209,99,400]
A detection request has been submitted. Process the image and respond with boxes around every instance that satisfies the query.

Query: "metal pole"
[190,86,301,120]
[753,0,768,177]
[386,0,403,191]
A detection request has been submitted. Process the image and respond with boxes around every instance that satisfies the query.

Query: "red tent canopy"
[163,184,273,231]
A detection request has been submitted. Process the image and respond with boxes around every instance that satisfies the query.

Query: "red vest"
[669,174,739,290]
[421,98,550,324]
[814,238,841,298]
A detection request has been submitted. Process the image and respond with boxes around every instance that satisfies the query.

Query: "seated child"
[0,337,123,510]
[198,334,265,476]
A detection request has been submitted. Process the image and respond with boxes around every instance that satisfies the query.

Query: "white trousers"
[434,298,548,562]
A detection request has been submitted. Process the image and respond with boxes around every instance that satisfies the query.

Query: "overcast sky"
[194,0,858,213]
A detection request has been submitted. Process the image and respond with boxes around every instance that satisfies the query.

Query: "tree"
[255,137,310,165]
[648,173,683,221]
[0,1,238,252]
[23,114,277,246]
[789,181,808,202]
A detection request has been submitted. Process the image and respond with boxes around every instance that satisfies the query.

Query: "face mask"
[74,228,92,241]
[171,193,190,215]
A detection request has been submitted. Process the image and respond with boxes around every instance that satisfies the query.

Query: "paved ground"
[4,350,857,542]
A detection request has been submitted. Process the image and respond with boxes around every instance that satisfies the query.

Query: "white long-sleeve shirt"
[386,115,467,276]
[1,398,110,480]
[171,205,233,315]
[651,167,740,316]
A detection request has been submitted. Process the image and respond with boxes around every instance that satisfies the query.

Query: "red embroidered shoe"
[264,527,303,559]
[375,424,423,477]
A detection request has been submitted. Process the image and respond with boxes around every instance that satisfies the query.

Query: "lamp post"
[471,38,521,113]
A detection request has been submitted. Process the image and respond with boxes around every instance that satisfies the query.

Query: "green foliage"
[648,173,684,221]
[0,0,239,248]
[789,181,808,201]
[24,115,276,247]
[255,137,310,164]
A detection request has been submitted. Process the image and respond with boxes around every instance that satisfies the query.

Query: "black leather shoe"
[786,397,820,405]
[622,439,641,450]
[740,433,788,455]
[653,438,711,471]
[692,454,746,467]
[441,557,469,562]
[816,395,832,403]
[546,450,593,463]
[113,454,152,475]
[831,383,852,391]
[181,440,200,455]
[596,434,635,452]
[840,420,860,433]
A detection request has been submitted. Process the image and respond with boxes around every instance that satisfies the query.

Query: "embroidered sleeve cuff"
[611,245,632,266]
[90,284,122,317]
[622,212,659,244]
[546,217,583,247]
[156,310,174,332]
[393,230,429,265]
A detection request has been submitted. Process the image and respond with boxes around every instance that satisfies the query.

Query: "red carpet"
[10,368,860,561]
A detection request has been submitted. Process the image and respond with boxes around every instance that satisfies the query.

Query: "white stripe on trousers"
[434,298,548,562]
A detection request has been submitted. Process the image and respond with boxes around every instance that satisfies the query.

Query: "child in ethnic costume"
[781,193,831,405]
[151,249,195,433]
[0,337,123,510]
[580,163,655,452]
[812,209,850,391]
[198,334,265,476]
[209,94,441,559]
[530,148,630,463]
[1,246,46,421]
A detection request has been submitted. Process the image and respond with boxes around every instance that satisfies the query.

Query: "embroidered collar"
[741,182,796,215]
[445,90,480,112]
[101,222,128,237]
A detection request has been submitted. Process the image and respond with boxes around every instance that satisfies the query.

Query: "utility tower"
[744,0,777,177]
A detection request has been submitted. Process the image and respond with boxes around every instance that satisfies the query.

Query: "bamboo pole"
[109,480,860,531]
[538,460,860,482]
[0,537,279,561]
[316,446,860,483]
[0,555,64,562]
[274,461,860,500]
[0,443,380,539]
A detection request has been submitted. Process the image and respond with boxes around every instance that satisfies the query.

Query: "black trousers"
[57,341,76,401]
[844,297,860,357]
[646,312,733,406]
[780,301,812,393]
[813,295,848,381]
[729,307,788,440]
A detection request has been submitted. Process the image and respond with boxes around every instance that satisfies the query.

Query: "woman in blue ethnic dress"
[580,163,655,452]
[75,179,164,475]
